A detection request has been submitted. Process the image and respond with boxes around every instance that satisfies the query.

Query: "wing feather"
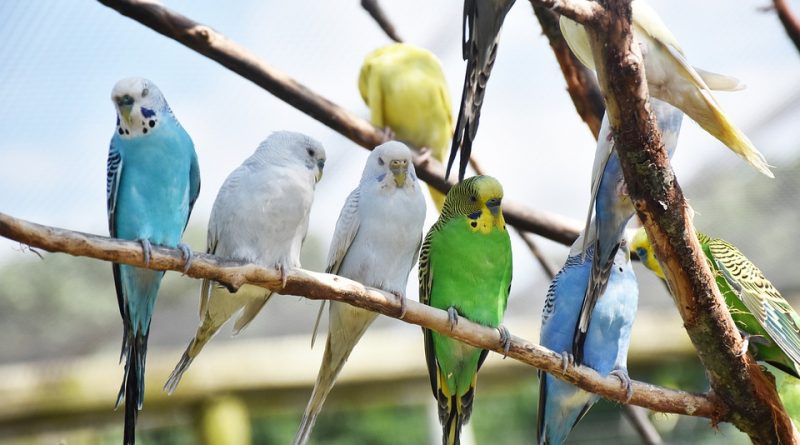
[310,187,362,346]
[706,236,800,368]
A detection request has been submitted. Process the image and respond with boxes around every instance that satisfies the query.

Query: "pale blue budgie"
[106,77,200,444]
[293,141,427,445]
[537,234,638,445]
[448,0,517,181]
[164,131,326,394]
[573,99,682,361]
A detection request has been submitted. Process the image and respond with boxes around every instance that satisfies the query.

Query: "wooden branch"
[96,0,581,247]
[360,0,403,43]
[585,0,798,443]
[773,0,800,54]
[529,1,605,138]
[0,211,721,419]
[533,0,605,24]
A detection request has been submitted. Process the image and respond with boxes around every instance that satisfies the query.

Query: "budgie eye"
[377,157,385,166]
[141,88,149,97]
[307,148,315,157]
[469,195,477,203]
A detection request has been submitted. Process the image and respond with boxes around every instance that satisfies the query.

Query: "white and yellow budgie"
[358,43,454,209]
[559,0,773,177]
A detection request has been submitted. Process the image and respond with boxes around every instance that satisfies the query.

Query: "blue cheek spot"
[140,107,156,118]
[376,173,386,182]
[636,248,647,260]
[468,211,481,220]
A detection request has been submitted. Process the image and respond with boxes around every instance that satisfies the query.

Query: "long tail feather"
[117,330,148,445]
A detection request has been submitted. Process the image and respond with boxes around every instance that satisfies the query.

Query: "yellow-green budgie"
[559,0,773,178]
[358,43,453,209]
[631,227,800,378]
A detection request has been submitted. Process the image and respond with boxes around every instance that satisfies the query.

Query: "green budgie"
[631,228,800,378]
[419,175,513,445]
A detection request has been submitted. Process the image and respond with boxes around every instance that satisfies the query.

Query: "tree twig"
[96,0,581,247]
[0,210,723,419]
[581,0,798,442]
[360,0,403,43]
[772,0,800,54]
[529,2,605,138]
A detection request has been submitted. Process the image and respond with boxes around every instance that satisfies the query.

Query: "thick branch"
[532,0,605,24]
[0,211,721,419]
[587,1,797,443]
[774,0,800,54]
[97,0,580,247]
[529,2,605,138]
[361,0,403,43]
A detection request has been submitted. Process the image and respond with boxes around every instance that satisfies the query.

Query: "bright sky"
[1,0,798,300]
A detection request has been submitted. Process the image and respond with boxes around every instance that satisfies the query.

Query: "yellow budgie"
[559,0,773,178]
[358,43,454,209]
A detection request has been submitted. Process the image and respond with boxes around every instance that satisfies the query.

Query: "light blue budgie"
[106,77,200,444]
[293,141,426,445]
[573,99,683,362]
[164,131,326,394]
[537,234,638,445]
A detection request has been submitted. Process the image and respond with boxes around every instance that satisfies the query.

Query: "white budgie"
[164,131,326,394]
[559,0,773,177]
[293,141,427,445]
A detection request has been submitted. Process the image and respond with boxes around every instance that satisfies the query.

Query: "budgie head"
[111,77,171,139]
[630,227,665,279]
[363,141,418,190]
[257,131,326,182]
[441,175,505,234]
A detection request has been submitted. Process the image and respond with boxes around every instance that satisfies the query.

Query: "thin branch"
[773,0,800,54]
[529,2,605,138]
[360,0,403,43]
[0,211,722,419]
[96,0,581,247]
[585,0,797,443]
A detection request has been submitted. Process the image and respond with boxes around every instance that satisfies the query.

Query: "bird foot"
[737,329,770,357]
[497,325,511,358]
[560,351,574,374]
[390,291,407,319]
[416,147,433,165]
[177,243,193,274]
[610,367,634,402]
[447,307,459,331]
[138,239,152,268]
[380,127,395,143]
[278,264,288,288]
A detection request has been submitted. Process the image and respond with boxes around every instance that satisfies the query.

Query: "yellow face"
[464,177,506,235]
[630,228,666,279]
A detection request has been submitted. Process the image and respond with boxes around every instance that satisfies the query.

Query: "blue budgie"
[106,77,200,444]
[164,131,326,394]
[537,234,638,445]
[293,141,426,445]
[573,99,682,362]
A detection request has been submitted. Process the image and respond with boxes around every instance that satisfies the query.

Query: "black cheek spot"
[149,120,155,128]
[470,221,478,228]
[118,128,124,135]
[142,128,148,134]
[124,129,129,135]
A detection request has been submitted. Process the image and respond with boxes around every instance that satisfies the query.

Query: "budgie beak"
[315,159,325,183]
[115,94,135,127]
[390,159,408,187]
[486,198,501,216]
